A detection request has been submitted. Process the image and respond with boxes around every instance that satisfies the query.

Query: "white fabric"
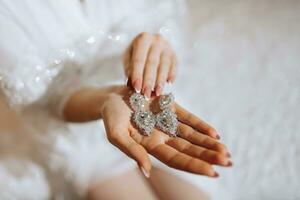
[172,1,300,200]
[1,0,300,200]
[0,0,184,199]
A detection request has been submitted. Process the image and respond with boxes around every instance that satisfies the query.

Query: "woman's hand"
[101,86,231,177]
[123,32,177,98]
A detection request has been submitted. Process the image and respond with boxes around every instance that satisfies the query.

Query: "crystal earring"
[129,92,156,136]
[156,93,178,137]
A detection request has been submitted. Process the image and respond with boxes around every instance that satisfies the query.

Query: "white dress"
[0,0,185,199]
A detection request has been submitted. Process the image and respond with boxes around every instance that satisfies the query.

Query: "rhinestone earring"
[129,92,156,136]
[156,93,178,137]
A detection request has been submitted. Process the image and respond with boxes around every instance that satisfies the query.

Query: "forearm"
[63,85,125,122]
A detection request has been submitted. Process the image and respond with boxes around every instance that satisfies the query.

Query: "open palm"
[101,87,231,177]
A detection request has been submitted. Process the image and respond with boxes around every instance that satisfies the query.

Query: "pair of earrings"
[129,92,178,137]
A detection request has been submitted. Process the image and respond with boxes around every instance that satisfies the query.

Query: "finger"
[130,33,152,93]
[108,129,152,175]
[155,51,172,96]
[175,103,220,139]
[147,143,217,177]
[166,137,231,166]
[167,54,178,83]
[142,44,161,99]
[178,122,229,156]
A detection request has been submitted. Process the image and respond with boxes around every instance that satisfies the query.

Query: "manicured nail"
[213,172,219,177]
[155,84,163,96]
[126,77,131,87]
[226,152,231,158]
[135,88,141,93]
[216,134,220,140]
[140,166,150,178]
[143,86,151,99]
[227,161,233,166]
[133,79,142,93]
[167,77,175,84]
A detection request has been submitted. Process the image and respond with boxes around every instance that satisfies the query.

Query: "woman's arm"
[63,85,123,122]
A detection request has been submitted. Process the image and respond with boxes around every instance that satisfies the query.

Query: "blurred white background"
[175,1,300,199]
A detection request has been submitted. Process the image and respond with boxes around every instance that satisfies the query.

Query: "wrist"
[63,85,129,122]
[100,85,131,116]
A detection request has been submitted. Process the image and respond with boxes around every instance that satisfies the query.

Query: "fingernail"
[126,77,131,87]
[133,79,142,93]
[140,166,150,178]
[155,84,163,96]
[167,77,175,84]
[143,86,151,99]
[227,161,233,167]
[135,88,141,93]
[216,134,220,140]
[213,172,219,177]
[226,152,231,158]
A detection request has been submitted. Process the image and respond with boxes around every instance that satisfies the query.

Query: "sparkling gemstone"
[159,93,174,110]
[156,108,178,137]
[132,110,156,136]
[129,92,146,111]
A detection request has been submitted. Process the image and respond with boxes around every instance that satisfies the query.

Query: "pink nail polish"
[155,84,163,96]
[139,166,150,178]
[143,87,151,99]
[213,172,219,177]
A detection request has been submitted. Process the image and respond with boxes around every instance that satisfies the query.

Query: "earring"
[129,92,178,137]
[129,92,156,136]
[156,93,178,137]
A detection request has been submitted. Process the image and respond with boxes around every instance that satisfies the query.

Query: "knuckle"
[154,33,164,41]
[161,58,171,66]
[207,127,217,134]
[138,32,150,39]
[214,143,227,153]
[144,73,155,81]
[132,58,142,66]
[156,38,166,47]
[146,57,159,66]
[213,153,224,163]
[137,40,149,47]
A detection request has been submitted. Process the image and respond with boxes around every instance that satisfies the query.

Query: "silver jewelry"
[156,93,178,137]
[130,92,155,135]
[156,108,178,137]
[129,92,146,111]
[129,92,178,137]
[159,93,174,110]
[132,110,156,136]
